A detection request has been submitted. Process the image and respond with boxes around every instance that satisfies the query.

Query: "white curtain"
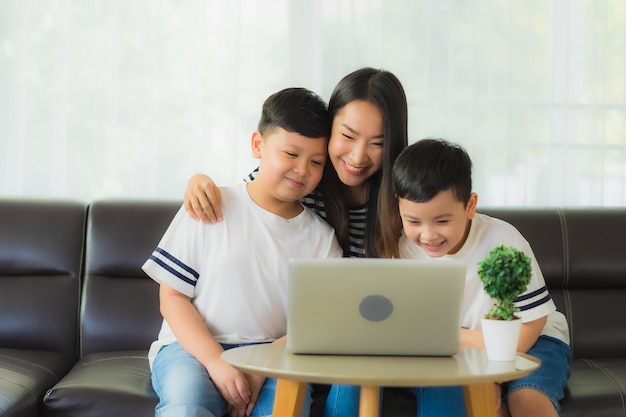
[1,0,625,206]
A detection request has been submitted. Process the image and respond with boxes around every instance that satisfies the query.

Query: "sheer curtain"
[1,0,625,206]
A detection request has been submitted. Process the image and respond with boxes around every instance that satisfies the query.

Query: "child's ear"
[251,131,263,159]
[466,192,478,219]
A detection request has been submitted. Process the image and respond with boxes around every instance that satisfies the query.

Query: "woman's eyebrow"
[341,123,384,140]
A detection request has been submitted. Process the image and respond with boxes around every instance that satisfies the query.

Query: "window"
[1,0,624,206]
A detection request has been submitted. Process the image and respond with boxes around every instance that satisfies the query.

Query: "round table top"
[222,343,540,387]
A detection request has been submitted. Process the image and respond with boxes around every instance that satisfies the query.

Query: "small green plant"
[477,245,532,321]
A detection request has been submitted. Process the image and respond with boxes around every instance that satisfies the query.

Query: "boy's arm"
[159,284,252,411]
[516,316,547,353]
[460,315,547,353]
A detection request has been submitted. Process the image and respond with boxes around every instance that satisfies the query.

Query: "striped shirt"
[301,193,367,258]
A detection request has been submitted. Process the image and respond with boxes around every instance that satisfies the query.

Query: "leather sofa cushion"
[560,358,626,417]
[0,199,86,417]
[0,199,85,355]
[0,348,76,417]
[81,200,180,356]
[42,350,157,417]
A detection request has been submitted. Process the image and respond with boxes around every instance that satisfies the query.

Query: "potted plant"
[477,245,532,361]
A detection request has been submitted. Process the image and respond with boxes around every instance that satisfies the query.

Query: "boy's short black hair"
[392,138,473,205]
[257,87,331,139]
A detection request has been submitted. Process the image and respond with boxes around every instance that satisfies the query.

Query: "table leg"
[359,385,380,417]
[462,383,498,417]
[272,378,307,417]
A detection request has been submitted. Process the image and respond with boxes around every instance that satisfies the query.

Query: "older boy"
[394,138,570,417]
[142,88,342,417]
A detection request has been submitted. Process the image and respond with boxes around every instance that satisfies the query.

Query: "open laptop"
[286,258,466,356]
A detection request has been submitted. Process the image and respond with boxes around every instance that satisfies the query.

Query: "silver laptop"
[286,258,466,356]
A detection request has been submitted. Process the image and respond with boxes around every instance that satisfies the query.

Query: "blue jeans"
[152,341,313,417]
[324,336,570,417]
[324,385,465,417]
[502,335,571,413]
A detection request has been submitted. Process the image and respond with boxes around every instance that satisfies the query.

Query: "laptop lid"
[286,258,466,356]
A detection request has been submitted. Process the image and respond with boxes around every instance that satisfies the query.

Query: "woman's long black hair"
[318,67,408,258]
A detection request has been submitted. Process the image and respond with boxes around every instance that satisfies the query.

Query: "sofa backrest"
[0,199,86,357]
[4,199,623,363]
[80,200,180,356]
[480,208,626,360]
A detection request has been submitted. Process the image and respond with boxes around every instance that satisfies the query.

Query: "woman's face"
[328,100,385,199]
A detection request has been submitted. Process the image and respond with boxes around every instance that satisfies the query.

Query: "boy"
[394,138,571,417]
[142,88,343,417]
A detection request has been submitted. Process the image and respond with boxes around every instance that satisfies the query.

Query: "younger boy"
[394,138,571,417]
[142,88,342,417]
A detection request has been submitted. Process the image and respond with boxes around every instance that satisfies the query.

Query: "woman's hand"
[184,173,223,223]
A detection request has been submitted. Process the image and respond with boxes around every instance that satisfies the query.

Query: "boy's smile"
[398,189,477,257]
[248,127,327,218]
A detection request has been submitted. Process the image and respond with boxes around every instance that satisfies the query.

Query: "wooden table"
[222,343,540,417]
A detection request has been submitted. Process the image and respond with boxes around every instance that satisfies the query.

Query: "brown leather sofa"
[1,199,625,417]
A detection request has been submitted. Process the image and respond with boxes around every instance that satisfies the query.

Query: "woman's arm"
[184,173,223,223]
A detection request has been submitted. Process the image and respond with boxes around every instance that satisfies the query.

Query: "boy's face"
[252,127,327,204]
[398,189,477,258]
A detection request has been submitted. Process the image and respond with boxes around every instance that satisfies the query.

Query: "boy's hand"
[228,404,245,417]
[228,373,266,417]
[184,174,223,224]
[495,382,510,417]
[495,383,501,408]
[245,373,266,416]
[206,359,251,411]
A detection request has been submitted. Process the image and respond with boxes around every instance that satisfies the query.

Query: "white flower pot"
[481,317,522,361]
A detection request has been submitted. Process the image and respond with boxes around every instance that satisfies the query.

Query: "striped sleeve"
[142,205,204,297]
[515,285,552,313]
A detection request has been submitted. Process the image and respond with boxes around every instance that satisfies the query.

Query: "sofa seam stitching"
[0,356,61,379]
[595,364,626,417]
[80,355,148,365]
[0,373,44,403]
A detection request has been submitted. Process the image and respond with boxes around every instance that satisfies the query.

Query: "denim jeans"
[324,336,571,417]
[152,341,313,417]
[502,335,571,413]
[324,385,466,417]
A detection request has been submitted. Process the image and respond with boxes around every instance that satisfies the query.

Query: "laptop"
[286,258,466,356]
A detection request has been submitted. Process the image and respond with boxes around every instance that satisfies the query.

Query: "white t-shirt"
[143,183,343,366]
[399,213,570,345]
